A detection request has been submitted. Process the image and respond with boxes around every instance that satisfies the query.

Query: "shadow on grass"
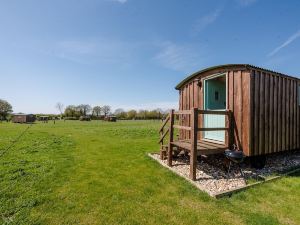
[286,169,300,177]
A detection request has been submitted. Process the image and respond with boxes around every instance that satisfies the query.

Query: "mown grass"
[0,120,299,225]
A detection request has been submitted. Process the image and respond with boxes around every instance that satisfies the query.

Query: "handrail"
[159,115,170,132]
[173,125,192,131]
[158,128,170,144]
[174,110,192,115]
[159,109,233,169]
[163,108,233,181]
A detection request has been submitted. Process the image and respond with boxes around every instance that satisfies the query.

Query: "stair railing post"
[190,107,198,180]
[160,126,164,159]
[167,109,175,166]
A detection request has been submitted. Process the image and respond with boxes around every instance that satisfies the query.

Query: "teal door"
[203,76,226,142]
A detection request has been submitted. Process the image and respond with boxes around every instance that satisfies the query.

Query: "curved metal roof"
[175,64,299,90]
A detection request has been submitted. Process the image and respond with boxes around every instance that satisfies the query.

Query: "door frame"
[203,73,228,110]
[202,73,228,143]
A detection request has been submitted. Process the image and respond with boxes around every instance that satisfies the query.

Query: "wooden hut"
[159,64,300,180]
[38,116,49,123]
[79,116,91,121]
[104,115,117,122]
[12,114,36,123]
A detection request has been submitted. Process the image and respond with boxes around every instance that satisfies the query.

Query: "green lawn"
[0,120,299,225]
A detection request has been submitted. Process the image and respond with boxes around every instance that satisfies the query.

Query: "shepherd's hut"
[12,114,36,123]
[159,64,300,180]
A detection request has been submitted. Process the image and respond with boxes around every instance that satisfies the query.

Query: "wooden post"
[190,108,198,180]
[160,127,164,160]
[225,111,231,148]
[167,109,175,166]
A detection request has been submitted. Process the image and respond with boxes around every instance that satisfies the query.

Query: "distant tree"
[75,105,83,116]
[127,110,137,120]
[64,105,78,118]
[137,110,148,119]
[0,99,13,120]
[156,108,164,119]
[114,108,124,115]
[56,102,64,118]
[114,108,127,119]
[102,105,111,117]
[78,104,92,116]
[92,106,102,117]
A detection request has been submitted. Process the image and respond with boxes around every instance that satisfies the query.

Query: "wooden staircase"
[159,108,233,180]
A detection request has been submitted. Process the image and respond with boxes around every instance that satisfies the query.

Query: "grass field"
[0,120,299,225]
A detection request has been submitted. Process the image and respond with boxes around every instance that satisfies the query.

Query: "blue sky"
[0,0,300,114]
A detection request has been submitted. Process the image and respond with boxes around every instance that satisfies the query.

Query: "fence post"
[190,107,198,180]
[160,126,164,160]
[167,109,175,166]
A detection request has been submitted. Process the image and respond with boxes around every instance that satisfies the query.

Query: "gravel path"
[150,151,300,196]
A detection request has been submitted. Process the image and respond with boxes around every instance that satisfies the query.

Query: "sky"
[0,0,300,114]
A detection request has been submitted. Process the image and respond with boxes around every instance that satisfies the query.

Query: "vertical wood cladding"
[178,66,300,156]
[249,70,300,156]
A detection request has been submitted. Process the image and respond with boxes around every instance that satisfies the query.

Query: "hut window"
[215,91,219,101]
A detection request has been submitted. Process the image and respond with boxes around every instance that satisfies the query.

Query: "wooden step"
[160,145,168,160]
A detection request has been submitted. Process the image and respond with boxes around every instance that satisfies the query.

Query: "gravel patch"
[149,150,300,196]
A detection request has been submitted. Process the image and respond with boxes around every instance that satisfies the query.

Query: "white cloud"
[235,0,257,7]
[192,8,222,34]
[268,30,300,57]
[154,41,206,73]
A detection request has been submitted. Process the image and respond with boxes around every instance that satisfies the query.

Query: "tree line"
[114,108,168,120]
[0,99,169,121]
[63,104,168,120]
[63,104,111,119]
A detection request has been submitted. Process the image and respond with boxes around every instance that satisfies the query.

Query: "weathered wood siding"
[249,70,300,156]
[178,67,252,156]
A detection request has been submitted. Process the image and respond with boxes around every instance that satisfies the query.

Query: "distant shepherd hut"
[12,114,36,123]
[39,116,49,123]
[80,116,91,121]
[104,115,117,122]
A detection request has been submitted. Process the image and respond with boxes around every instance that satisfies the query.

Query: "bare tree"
[102,105,111,117]
[93,106,102,117]
[56,102,64,119]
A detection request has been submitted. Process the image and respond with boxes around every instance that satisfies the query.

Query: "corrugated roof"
[175,64,300,90]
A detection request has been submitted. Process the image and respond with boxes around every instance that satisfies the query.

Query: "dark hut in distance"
[12,114,36,123]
